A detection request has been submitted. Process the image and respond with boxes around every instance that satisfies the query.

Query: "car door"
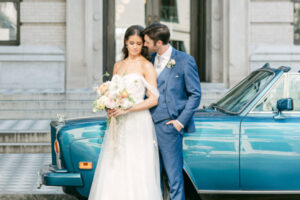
[184,114,240,191]
[240,73,300,190]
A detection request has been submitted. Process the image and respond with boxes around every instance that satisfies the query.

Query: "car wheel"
[162,172,201,200]
[63,186,87,200]
[184,172,201,200]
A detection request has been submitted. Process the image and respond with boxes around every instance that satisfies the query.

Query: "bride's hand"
[110,107,131,117]
[106,108,113,118]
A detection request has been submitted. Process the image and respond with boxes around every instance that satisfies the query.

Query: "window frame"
[160,0,179,23]
[294,0,300,45]
[0,0,21,46]
[250,73,300,114]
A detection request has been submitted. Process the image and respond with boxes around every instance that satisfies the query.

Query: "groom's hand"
[166,120,182,132]
[106,108,113,118]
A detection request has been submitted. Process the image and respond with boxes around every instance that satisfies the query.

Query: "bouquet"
[92,77,136,157]
[92,79,135,113]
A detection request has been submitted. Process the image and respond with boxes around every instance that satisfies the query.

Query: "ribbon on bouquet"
[108,116,118,160]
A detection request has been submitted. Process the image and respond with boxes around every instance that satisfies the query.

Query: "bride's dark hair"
[122,25,149,59]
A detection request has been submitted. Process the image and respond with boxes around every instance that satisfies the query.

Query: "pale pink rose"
[171,59,176,65]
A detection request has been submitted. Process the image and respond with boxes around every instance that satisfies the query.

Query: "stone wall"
[0,0,104,91]
[0,0,66,91]
[249,0,300,72]
[21,0,66,48]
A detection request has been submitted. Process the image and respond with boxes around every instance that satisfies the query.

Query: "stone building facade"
[0,0,299,119]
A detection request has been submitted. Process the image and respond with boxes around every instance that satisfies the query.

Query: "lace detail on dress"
[112,74,159,103]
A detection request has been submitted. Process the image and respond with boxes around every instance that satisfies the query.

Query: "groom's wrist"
[176,120,184,128]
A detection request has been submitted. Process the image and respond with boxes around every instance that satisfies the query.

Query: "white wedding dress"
[88,73,163,200]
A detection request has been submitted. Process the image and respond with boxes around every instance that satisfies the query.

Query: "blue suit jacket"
[150,48,201,133]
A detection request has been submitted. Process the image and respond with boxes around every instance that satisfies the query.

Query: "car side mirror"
[277,98,293,112]
[274,98,293,119]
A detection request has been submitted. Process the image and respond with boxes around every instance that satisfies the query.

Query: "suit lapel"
[166,48,177,87]
[154,48,177,88]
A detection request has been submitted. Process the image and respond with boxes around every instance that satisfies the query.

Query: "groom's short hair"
[143,23,170,45]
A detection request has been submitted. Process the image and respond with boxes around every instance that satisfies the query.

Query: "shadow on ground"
[200,194,300,200]
[0,194,78,200]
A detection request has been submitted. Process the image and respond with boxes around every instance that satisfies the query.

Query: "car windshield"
[212,70,274,114]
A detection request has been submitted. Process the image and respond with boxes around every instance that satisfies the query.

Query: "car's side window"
[288,75,300,111]
[253,77,285,112]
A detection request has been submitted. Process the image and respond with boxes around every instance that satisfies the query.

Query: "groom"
[143,23,201,200]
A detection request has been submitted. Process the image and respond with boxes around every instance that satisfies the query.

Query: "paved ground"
[0,154,61,194]
[201,194,300,200]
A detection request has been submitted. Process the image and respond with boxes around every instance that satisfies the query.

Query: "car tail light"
[79,162,93,170]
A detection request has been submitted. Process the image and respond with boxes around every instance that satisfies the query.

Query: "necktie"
[156,55,162,69]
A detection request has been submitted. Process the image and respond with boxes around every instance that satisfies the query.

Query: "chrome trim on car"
[249,111,300,114]
[198,190,300,194]
[63,114,106,123]
[57,113,66,123]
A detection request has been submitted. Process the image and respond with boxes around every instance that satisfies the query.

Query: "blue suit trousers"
[154,119,185,200]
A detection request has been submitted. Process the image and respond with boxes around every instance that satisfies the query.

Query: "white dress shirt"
[154,45,172,76]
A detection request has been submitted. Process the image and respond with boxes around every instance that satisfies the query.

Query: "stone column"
[208,0,249,87]
[207,0,224,83]
[227,0,249,87]
[66,0,103,89]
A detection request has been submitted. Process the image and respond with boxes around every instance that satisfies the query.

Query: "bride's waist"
[120,108,150,118]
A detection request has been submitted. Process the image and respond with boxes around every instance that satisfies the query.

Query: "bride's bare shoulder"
[141,58,154,69]
[141,59,155,77]
[114,60,124,68]
[113,60,124,74]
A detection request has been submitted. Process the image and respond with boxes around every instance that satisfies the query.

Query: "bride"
[88,25,163,200]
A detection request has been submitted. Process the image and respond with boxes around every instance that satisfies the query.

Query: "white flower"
[166,59,176,68]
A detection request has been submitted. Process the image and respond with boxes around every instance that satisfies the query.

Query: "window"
[253,74,300,112]
[253,77,285,112]
[294,1,300,44]
[0,0,20,45]
[214,70,274,114]
[288,75,300,111]
[160,0,178,23]
[170,40,186,52]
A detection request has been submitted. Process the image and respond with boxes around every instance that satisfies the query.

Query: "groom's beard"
[145,45,160,54]
[145,46,155,54]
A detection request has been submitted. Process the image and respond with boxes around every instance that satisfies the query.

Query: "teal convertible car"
[39,63,300,200]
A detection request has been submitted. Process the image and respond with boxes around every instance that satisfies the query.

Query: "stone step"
[0,132,50,143]
[0,142,51,153]
[0,103,219,119]
[201,82,227,90]
[0,100,94,110]
[0,90,225,101]
[0,92,97,101]
[0,110,105,120]
[0,85,227,119]
[0,120,51,153]
[0,195,77,200]
[0,97,220,111]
